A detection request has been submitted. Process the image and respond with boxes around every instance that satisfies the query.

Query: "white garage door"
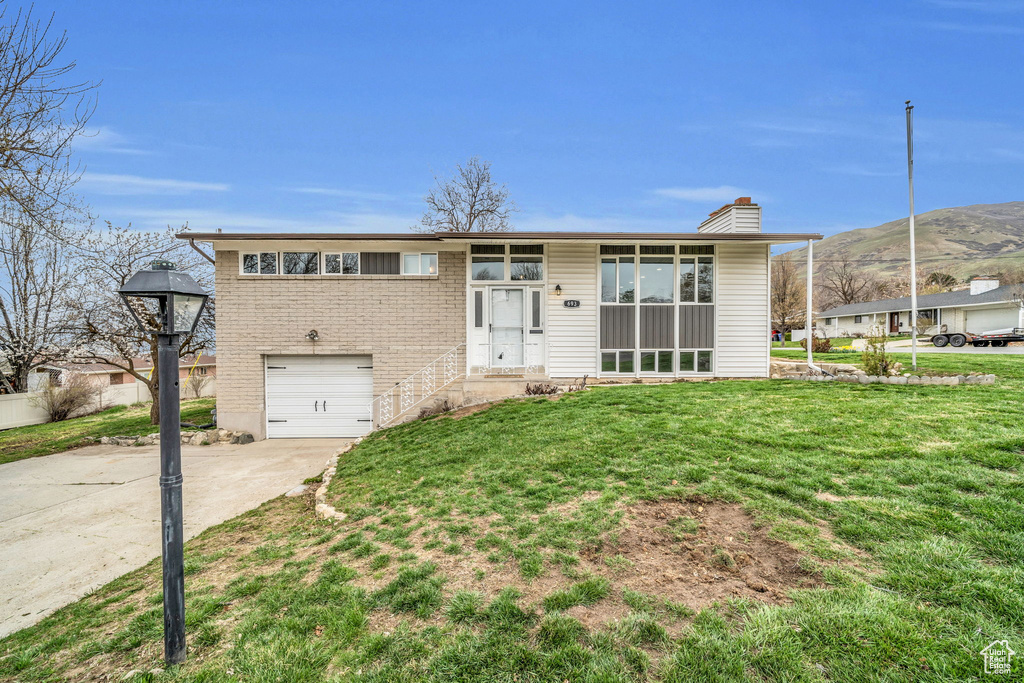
[965,308,1019,334]
[265,355,374,438]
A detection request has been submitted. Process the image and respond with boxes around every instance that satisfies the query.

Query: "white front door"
[490,288,525,367]
[265,355,374,438]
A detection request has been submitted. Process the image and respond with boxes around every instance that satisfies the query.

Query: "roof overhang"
[177,231,822,246]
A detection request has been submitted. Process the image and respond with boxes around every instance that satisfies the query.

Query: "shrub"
[799,336,832,353]
[525,382,559,395]
[418,398,458,419]
[862,329,895,376]
[32,371,103,422]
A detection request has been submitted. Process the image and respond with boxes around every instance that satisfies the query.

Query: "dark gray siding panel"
[679,305,715,348]
[600,306,635,349]
[361,252,400,275]
[640,306,674,348]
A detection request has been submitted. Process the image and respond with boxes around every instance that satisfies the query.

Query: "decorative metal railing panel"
[481,342,543,375]
[370,344,465,428]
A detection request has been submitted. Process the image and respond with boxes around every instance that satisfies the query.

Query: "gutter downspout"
[806,239,830,376]
[188,238,215,265]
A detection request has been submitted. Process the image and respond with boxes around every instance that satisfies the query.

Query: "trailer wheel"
[932,335,949,347]
[949,334,967,347]
[991,340,1006,348]
[973,340,989,347]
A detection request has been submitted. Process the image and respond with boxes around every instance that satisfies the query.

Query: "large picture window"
[600,244,714,375]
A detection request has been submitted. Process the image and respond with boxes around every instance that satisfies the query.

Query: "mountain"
[782,201,1024,280]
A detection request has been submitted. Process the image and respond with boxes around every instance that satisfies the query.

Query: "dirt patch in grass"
[569,500,822,626]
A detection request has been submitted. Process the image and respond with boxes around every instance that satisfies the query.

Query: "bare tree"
[413,156,517,233]
[0,203,78,392]
[70,225,214,424]
[770,253,805,347]
[0,6,96,236]
[820,256,876,307]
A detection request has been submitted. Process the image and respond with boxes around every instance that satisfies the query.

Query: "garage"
[965,307,1019,334]
[265,355,374,438]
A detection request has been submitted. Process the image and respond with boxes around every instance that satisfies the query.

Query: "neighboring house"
[30,354,217,391]
[181,198,820,439]
[816,277,1023,338]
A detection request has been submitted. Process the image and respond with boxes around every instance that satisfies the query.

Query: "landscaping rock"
[231,432,255,445]
[982,374,996,385]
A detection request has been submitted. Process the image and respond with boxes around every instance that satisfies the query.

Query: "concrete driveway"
[0,439,346,638]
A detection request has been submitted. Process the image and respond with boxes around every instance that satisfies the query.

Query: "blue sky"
[51,0,1024,239]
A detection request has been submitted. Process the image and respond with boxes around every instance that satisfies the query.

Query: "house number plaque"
[563,299,581,308]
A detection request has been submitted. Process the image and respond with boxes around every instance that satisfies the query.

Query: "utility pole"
[906,100,918,371]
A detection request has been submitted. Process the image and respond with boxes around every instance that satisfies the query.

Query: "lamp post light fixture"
[118,260,209,666]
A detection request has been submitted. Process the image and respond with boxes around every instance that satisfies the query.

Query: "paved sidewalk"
[0,438,346,637]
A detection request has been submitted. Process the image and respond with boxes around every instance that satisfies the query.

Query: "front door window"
[490,289,524,367]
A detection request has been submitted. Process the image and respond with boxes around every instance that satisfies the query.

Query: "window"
[325,253,359,275]
[640,350,673,372]
[283,252,319,275]
[600,351,635,373]
[679,254,714,303]
[241,252,278,275]
[697,256,713,303]
[472,256,503,280]
[531,290,541,329]
[601,256,635,303]
[325,254,341,274]
[639,257,673,303]
[825,317,836,325]
[197,367,208,376]
[403,253,438,275]
[110,372,124,385]
[854,315,863,324]
[679,350,713,373]
[471,244,544,281]
[343,253,359,275]
[697,350,713,372]
[511,254,543,280]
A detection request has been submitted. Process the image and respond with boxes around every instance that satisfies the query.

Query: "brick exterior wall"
[215,250,466,437]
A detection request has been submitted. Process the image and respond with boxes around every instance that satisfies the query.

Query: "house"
[31,354,216,392]
[180,198,820,439]
[816,277,1023,338]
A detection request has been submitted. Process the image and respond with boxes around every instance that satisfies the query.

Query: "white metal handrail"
[371,344,465,427]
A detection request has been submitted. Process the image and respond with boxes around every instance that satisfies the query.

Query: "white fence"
[0,378,216,432]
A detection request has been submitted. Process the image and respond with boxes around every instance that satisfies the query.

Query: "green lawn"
[2,357,1022,681]
[0,398,216,466]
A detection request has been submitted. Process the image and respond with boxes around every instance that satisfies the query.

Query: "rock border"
[91,429,255,448]
[314,437,362,522]
[785,373,995,385]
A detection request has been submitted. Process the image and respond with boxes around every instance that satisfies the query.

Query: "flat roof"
[178,231,822,243]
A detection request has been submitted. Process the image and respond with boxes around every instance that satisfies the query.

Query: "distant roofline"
[177,230,822,244]
[818,284,1020,317]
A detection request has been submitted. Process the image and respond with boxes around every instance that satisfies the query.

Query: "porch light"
[117,260,210,667]
[119,260,209,336]
[554,284,562,296]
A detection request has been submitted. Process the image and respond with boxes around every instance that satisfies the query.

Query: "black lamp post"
[118,260,209,666]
